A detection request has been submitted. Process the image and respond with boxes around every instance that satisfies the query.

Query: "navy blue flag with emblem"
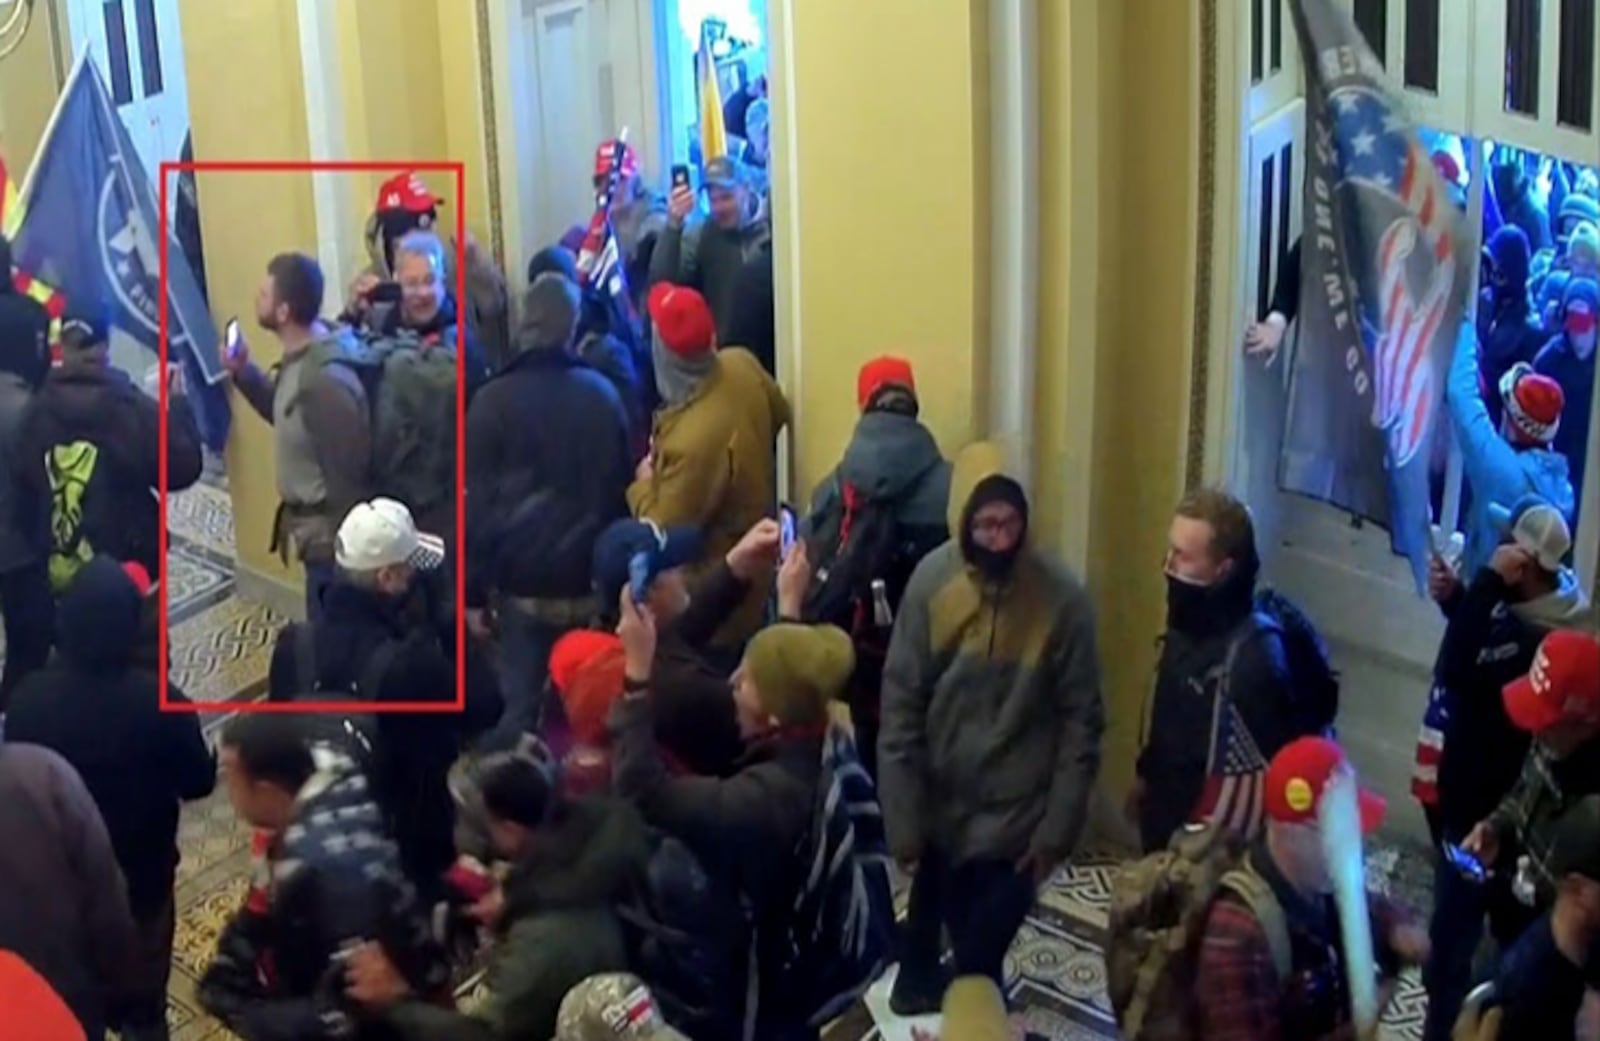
[1284,0,1470,593]
[11,55,228,451]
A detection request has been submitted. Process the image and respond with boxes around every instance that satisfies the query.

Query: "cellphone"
[224,317,241,359]
[628,551,653,605]
[671,164,692,192]
[369,281,403,305]
[1443,841,1488,884]
[779,504,797,559]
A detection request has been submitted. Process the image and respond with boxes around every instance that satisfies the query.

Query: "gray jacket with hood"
[805,409,951,541]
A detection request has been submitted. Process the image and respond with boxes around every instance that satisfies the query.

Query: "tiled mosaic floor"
[147,471,1437,1040]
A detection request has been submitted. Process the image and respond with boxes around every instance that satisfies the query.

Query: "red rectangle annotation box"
[156,159,468,715]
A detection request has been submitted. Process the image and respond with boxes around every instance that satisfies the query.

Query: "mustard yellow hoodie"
[878,442,1105,864]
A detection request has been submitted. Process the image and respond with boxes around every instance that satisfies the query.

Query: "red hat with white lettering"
[1503,630,1600,734]
[374,172,442,215]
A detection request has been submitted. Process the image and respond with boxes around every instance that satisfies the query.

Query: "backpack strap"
[356,639,404,704]
[1217,865,1292,981]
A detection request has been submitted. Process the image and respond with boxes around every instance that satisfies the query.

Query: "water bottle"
[871,579,893,628]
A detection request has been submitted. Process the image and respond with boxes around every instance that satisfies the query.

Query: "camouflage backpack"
[307,331,458,522]
[1106,823,1292,1041]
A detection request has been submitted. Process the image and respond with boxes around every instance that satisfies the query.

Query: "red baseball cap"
[1503,630,1600,734]
[857,355,917,411]
[374,172,442,215]
[647,283,715,357]
[0,951,84,1041]
[1264,736,1387,835]
[593,139,640,181]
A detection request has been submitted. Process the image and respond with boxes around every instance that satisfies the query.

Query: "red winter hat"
[548,630,626,745]
[593,139,640,181]
[1503,630,1600,734]
[857,355,917,411]
[374,172,442,215]
[0,951,84,1041]
[1264,736,1387,835]
[1499,364,1564,444]
[648,283,716,357]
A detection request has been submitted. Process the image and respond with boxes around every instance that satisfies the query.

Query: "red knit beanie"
[647,283,716,357]
[548,631,626,745]
[1500,365,1564,445]
[857,355,917,411]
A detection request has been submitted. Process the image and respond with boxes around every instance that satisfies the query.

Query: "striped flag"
[2,150,66,359]
[576,131,635,324]
[697,24,728,163]
[1193,698,1269,841]
[1282,0,1470,594]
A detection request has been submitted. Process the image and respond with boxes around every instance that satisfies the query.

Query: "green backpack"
[1106,823,1292,1041]
[307,331,458,521]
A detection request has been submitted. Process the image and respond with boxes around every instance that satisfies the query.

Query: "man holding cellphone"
[1416,497,1592,1041]
[649,155,771,340]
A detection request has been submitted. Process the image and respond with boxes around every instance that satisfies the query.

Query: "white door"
[513,0,608,265]
[64,0,190,208]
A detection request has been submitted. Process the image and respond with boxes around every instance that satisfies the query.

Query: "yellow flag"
[698,26,728,163]
[0,151,22,239]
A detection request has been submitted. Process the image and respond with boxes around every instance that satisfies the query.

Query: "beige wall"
[178,0,319,592]
[0,0,65,178]
[770,0,991,500]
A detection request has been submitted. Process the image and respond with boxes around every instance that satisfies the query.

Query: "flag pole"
[16,47,91,208]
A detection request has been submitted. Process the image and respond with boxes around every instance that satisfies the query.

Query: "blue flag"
[10,56,229,451]
[1284,0,1471,593]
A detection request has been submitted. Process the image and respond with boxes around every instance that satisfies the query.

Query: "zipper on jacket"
[987,594,1000,658]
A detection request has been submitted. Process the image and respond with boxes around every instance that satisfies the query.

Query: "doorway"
[1226,0,1600,840]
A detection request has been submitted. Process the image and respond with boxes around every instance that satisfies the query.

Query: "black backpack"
[615,832,749,1041]
[802,479,908,641]
[1228,588,1341,737]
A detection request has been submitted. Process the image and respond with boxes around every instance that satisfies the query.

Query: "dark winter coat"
[0,742,139,1041]
[648,211,773,339]
[197,750,448,1041]
[15,362,203,583]
[268,577,501,894]
[1421,567,1591,840]
[1487,739,1600,909]
[1485,900,1600,1039]
[1534,281,1597,507]
[5,557,216,916]
[879,442,1105,865]
[649,560,751,779]
[1136,569,1299,854]
[465,348,632,605]
[1478,227,1547,426]
[610,688,820,1021]
[805,409,952,552]
[0,370,43,573]
[0,236,52,392]
[379,797,650,1041]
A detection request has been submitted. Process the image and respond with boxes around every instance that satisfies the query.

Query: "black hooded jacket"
[16,360,203,580]
[1478,226,1547,425]
[268,575,501,894]
[1136,562,1299,853]
[0,235,51,392]
[4,557,215,915]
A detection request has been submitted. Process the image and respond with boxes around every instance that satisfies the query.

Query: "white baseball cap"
[1489,495,1572,573]
[335,498,445,572]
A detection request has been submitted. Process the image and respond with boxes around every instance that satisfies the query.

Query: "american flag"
[1411,679,1448,806]
[1331,85,1456,468]
[576,135,634,322]
[1193,698,1269,840]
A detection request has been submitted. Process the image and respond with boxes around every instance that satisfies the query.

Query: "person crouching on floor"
[344,746,650,1041]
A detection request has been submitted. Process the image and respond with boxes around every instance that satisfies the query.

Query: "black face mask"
[1165,571,1218,634]
[968,542,1022,582]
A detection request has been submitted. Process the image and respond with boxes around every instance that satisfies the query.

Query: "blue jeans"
[304,560,335,623]
[477,601,564,752]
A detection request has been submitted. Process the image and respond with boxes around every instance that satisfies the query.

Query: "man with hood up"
[1446,322,1574,578]
[465,273,632,747]
[16,304,203,595]
[6,557,216,1041]
[803,356,951,778]
[878,442,1105,1012]
[1479,226,1547,425]
[1412,498,1593,1041]
[1535,276,1597,513]
[629,283,789,652]
[347,172,509,368]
